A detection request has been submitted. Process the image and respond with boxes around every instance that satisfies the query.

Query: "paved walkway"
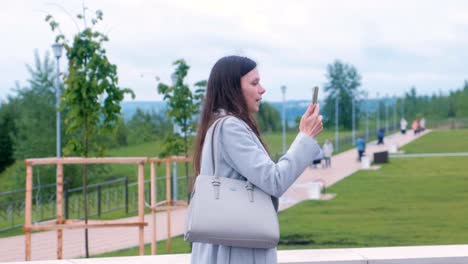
[278,130,431,210]
[0,130,430,262]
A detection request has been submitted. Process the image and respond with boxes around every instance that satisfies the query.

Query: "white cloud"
[1,0,467,102]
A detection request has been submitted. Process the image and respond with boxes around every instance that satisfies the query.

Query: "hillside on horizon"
[121,98,386,126]
[121,100,312,126]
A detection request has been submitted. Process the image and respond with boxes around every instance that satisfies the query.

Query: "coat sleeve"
[220,117,322,198]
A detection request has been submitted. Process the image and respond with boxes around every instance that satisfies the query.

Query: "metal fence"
[428,118,468,129]
[0,174,190,233]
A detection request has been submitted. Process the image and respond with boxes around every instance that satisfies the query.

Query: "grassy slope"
[95,156,468,257]
[278,156,468,249]
[3,129,463,239]
[95,129,468,256]
[402,129,468,154]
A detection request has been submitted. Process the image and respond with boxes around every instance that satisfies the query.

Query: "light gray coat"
[191,114,322,264]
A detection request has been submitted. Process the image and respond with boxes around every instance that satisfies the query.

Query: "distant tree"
[0,104,15,173]
[46,9,134,257]
[0,51,88,191]
[126,108,171,145]
[457,81,468,117]
[157,59,205,200]
[0,51,59,188]
[111,115,128,147]
[394,81,468,124]
[450,80,468,118]
[323,60,362,129]
[447,94,457,118]
[10,51,57,159]
[256,102,281,132]
[157,59,205,158]
[404,86,419,120]
[127,108,154,144]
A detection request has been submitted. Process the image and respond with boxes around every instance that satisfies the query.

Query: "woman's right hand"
[299,103,323,138]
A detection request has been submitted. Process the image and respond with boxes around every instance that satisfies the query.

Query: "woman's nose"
[259,85,266,94]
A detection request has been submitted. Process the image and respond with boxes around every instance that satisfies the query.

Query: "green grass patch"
[0,127,387,236]
[402,129,468,154]
[93,235,191,257]
[94,156,468,256]
[278,156,468,249]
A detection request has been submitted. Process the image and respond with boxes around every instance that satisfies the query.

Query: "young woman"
[192,55,323,263]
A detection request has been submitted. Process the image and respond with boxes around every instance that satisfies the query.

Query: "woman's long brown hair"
[193,56,268,175]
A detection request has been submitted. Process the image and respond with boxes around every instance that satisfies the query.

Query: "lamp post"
[52,43,63,158]
[385,94,389,133]
[401,97,405,118]
[352,96,355,145]
[393,95,397,131]
[376,92,380,133]
[171,73,178,201]
[335,94,339,151]
[52,42,66,256]
[365,94,369,141]
[281,85,287,155]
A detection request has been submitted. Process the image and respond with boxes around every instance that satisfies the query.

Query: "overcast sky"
[1,0,467,102]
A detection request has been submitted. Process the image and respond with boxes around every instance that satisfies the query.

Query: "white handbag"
[184,117,279,248]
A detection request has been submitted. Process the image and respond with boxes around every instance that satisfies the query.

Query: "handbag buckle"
[212,179,221,199]
[245,182,254,202]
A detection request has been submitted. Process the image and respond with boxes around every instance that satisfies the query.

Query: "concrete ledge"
[8,245,468,264]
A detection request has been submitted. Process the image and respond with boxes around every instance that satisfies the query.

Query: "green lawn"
[401,129,468,154]
[278,156,468,249]
[93,155,468,257]
[94,236,191,258]
[0,125,405,237]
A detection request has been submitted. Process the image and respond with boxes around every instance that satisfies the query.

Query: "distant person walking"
[420,117,426,132]
[377,128,385,145]
[400,117,407,134]
[356,137,366,162]
[412,119,419,135]
[322,139,334,168]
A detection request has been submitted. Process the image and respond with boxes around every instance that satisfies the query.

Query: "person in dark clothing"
[377,128,385,145]
[356,137,366,162]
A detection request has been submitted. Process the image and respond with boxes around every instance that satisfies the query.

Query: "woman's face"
[241,67,265,113]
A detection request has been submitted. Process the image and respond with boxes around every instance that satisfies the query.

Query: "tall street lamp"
[365,94,369,141]
[281,85,287,155]
[335,94,339,151]
[401,97,405,118]
[393,95,397,131]
[385,94,389,133]
[171,73,178,201]
[376,92,380,132]
[352,96,355,145]
[52,43,63,158]
[52,42,68,255]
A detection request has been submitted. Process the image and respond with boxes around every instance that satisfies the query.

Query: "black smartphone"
[313,86,319,104]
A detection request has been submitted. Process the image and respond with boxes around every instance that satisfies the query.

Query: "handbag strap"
[209,116,255,202]
[210,116,229,177]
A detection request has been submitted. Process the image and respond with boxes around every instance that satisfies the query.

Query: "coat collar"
[214,108,229,117]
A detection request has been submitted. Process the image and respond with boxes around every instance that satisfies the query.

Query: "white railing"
[10,245,468,264]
